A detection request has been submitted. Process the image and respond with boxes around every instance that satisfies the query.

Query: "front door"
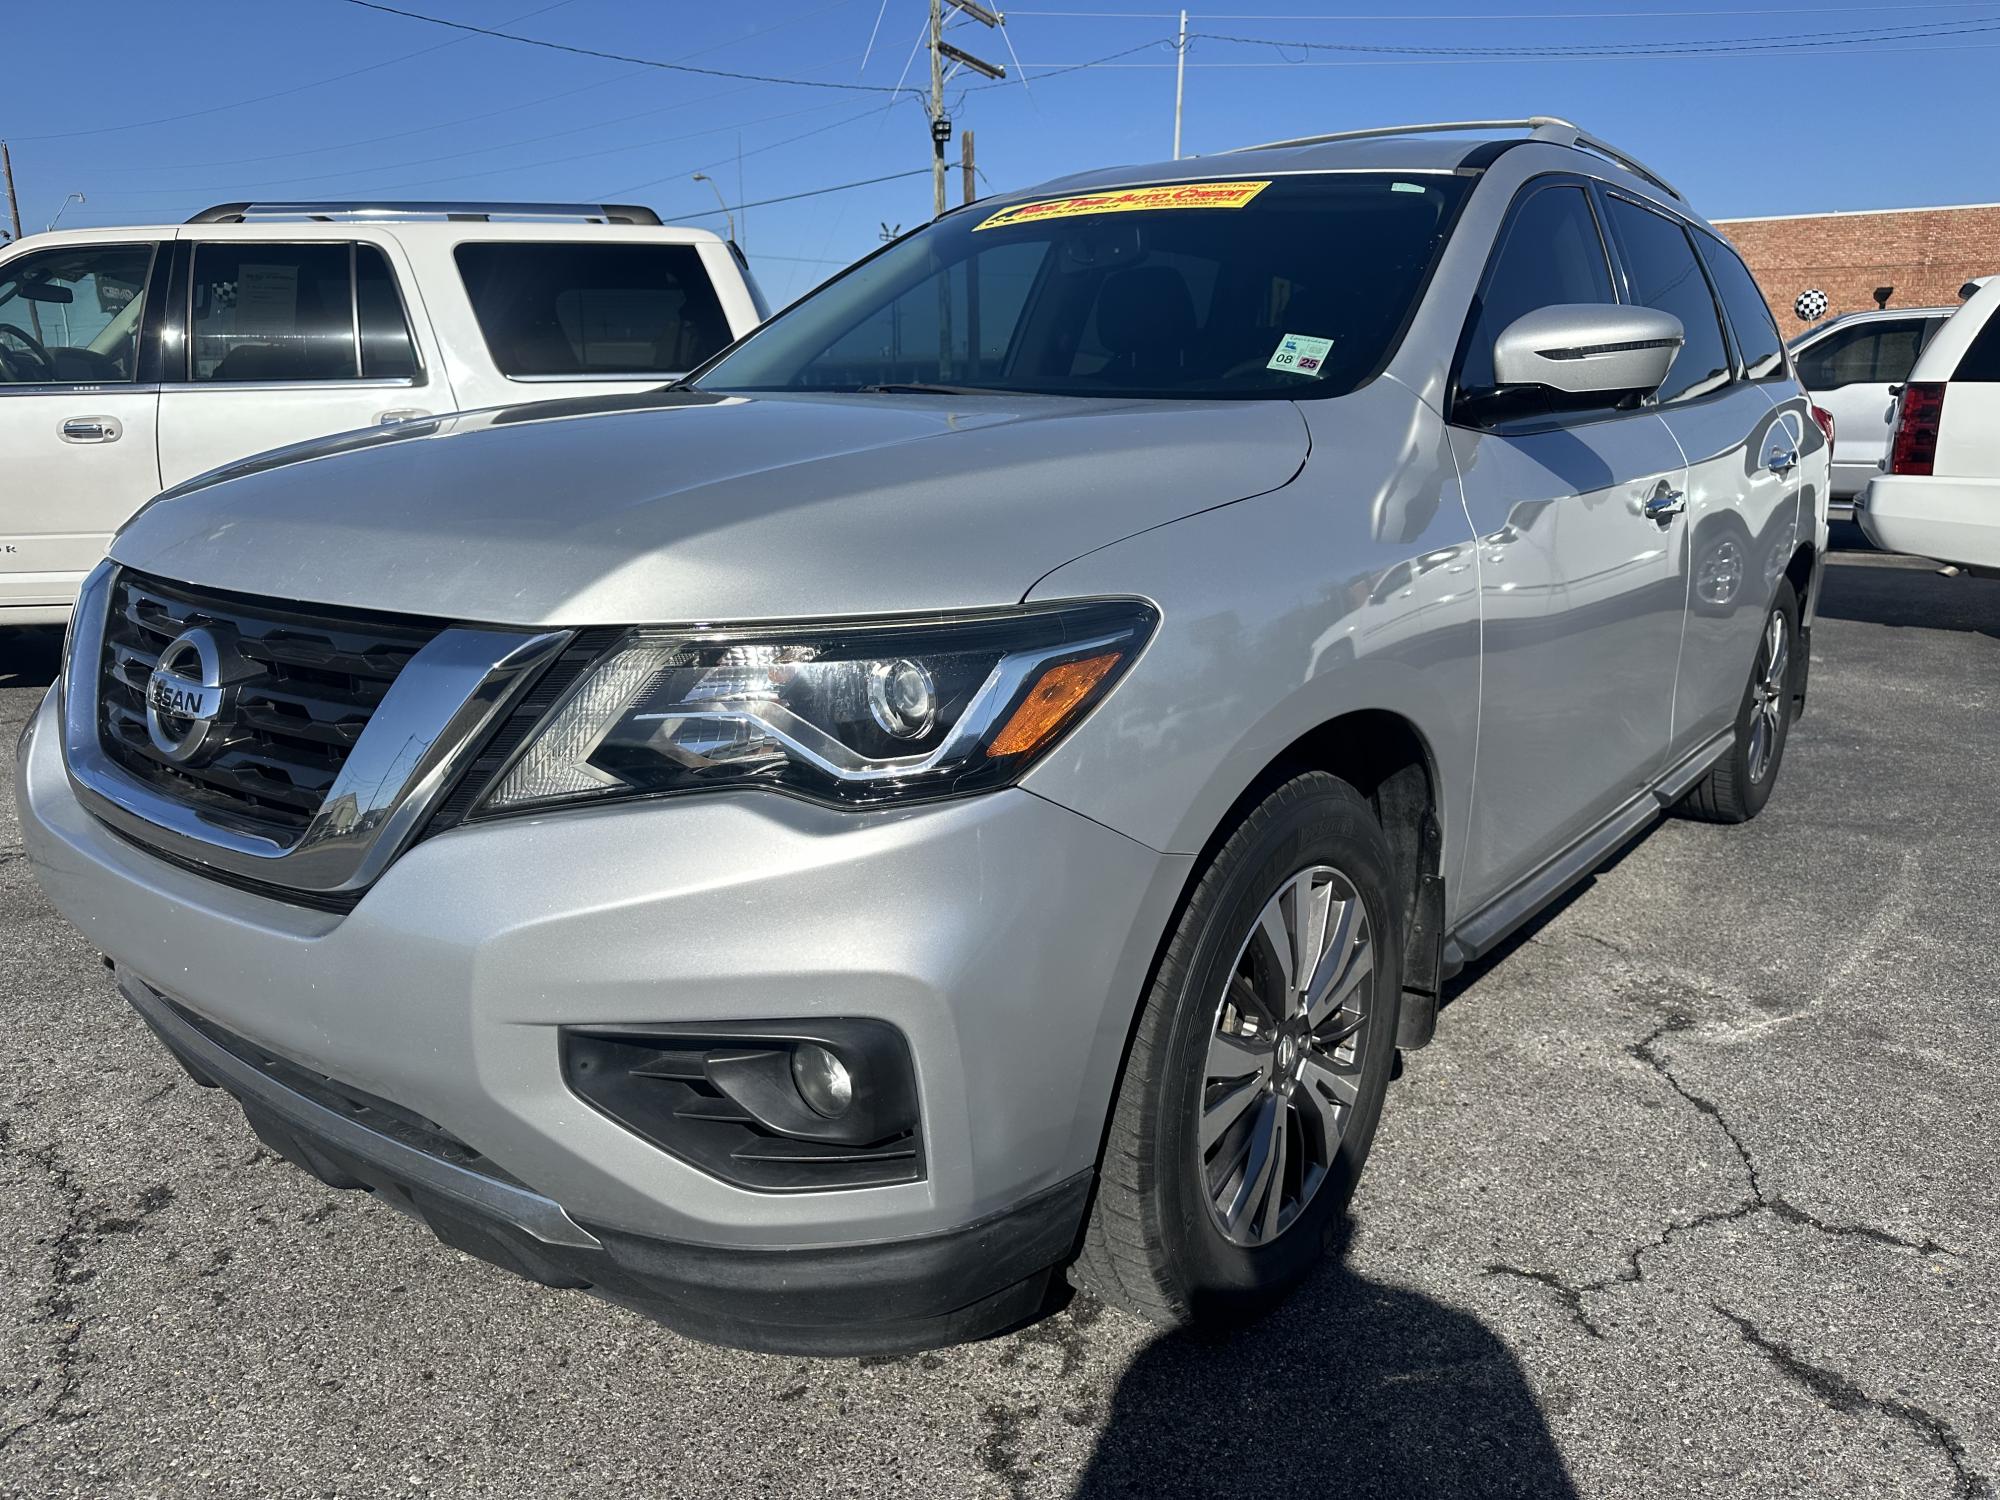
[157,239,438,490]
[1446,178,1689,913]
[0,240,165,617]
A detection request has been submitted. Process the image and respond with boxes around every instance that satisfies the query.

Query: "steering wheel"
[0,321,58,382]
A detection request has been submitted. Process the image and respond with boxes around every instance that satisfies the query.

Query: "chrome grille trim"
[62,562,571,897]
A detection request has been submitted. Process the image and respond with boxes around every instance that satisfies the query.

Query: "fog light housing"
[791,1043,854,1118]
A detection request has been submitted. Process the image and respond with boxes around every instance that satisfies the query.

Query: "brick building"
[1713,202,2000,332]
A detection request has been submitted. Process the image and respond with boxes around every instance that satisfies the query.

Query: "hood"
[111,389,1309,625]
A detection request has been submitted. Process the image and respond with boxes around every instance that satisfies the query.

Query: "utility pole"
[961,130,977,206]
[927,0,1005,220]
[1,142,22,243]
[1172,9,1188,160]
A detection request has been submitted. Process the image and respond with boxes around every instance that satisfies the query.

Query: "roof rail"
[185,200,665,226]
[1222,117,1684,203]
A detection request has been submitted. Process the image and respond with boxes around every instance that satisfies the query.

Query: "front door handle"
[59,416,122,444]
[1642,488,1686,523]
[376,407,431,426]
[1766,444,1799,473]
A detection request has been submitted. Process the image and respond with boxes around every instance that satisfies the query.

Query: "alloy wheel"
[1198,865,1374,1248]
[1747,606,1790,784]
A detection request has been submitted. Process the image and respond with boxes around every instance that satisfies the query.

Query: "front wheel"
[1070,772,1401,1329]
[1678,580,1800,824]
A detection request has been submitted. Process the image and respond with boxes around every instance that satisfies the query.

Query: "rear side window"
[1794,320,1928,389]
[1953,307,2000,381]
[1457,183,1616,405]
[1697,231,1786,379]
[1602,195,1732,404]
[189,242,417,383]
[454,243,732,377]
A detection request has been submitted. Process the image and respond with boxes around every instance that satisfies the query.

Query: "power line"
[662,167,932,221]
[1007,1,2000,15]
[6,0,578,142]
[340,0,913,94]
[1194,12,2000,57]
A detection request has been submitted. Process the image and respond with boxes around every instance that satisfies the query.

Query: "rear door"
[1794,314,1933,498]
[0,238,166,616]
[157,236,443,489]
[1597,196,1802,761]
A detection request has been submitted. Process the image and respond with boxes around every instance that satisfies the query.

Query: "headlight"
[478,599,1156,815]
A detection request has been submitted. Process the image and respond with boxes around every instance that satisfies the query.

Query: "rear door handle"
[59,416,122,444]
[1766,445,1799,473]
[1642,489,1686,523]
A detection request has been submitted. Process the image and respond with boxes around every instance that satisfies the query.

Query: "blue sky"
[6,1,1997,304]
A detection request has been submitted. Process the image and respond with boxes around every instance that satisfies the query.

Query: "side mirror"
[1492,303,1683,402]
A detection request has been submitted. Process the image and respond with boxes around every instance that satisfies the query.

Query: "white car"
[1789,306,1953,506]
[0,200,769,624]
[1860,278,2000,573]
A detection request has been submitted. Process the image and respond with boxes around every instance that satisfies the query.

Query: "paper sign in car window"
[1267,333,1335,377]
[974,181,1271,232]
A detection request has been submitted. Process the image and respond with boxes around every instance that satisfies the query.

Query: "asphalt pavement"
[3,528,1995,1499]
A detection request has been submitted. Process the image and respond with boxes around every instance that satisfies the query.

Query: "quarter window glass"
[1794,321,1926,388]
[1697,232,1785,379]
[1459,184,1616,400]
[0,243,153,385]
[1953,309,2000,381]
[453,243,733,376]
[1603,197,1732,404]
[356,245,417,379]
[191,244,357,382]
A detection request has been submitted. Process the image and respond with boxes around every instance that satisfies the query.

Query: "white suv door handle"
[376,407,431,426]
[1766,444,1799,473]
[60,416,123,444]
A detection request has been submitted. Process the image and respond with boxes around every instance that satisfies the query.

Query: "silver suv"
[17,118,1829,1355]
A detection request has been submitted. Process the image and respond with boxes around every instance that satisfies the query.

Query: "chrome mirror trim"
[61,563,569,895]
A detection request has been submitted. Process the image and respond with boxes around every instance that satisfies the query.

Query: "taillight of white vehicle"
[1810,404,1835,449]
[1888,382,1946,476]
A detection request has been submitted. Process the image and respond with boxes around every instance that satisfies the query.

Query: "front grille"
[99,570,444,838]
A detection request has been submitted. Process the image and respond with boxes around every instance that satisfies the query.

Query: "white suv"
[1860,276,2000,573]
[0,201,768,624]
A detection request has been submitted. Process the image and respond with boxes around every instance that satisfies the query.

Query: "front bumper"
[17,691,1191,1346]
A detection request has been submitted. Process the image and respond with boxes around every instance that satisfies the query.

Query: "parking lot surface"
[3,531,1995,1500]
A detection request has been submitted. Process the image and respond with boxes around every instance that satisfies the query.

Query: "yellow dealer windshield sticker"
[974,180,1272,231]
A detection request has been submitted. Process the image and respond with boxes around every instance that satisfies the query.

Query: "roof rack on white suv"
[1222,117,1684,205]
[187,200,665,226]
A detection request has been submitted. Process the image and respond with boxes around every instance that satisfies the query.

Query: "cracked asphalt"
[3,527,1995,1499]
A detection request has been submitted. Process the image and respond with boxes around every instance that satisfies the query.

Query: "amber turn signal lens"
[986,651,1122,759]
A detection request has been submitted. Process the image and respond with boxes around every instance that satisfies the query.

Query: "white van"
[0,201,768,624]
[1860,277,2000,573]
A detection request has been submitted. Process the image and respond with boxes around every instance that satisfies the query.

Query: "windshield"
[697,173,1469,401]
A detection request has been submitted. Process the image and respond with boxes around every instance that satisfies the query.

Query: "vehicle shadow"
[1073,1221,1578,1499]
[0,627,63,691]
[1815,527,2000,640]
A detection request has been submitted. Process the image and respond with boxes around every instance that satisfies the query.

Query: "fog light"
[791,1044,854,1118]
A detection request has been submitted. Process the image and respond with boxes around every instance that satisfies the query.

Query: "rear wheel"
[1071,772,1401,1328]
[1679,580,1799,824]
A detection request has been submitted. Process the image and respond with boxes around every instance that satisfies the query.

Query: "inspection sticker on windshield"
[973,180,1271,232]
[1267,333,1335,377]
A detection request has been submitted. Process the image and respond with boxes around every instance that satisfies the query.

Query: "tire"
[1071,772,1402,1330]
[1678,579,1800,824]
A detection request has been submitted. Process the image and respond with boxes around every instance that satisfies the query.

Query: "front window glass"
[0,243,153,385]
[1602,196,1732,404]
[1458,184,1615,404]
[697,174,1469,400]
[1795,321,1926,388]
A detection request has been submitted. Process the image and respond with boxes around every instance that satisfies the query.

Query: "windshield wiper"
[854,382,996,396]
